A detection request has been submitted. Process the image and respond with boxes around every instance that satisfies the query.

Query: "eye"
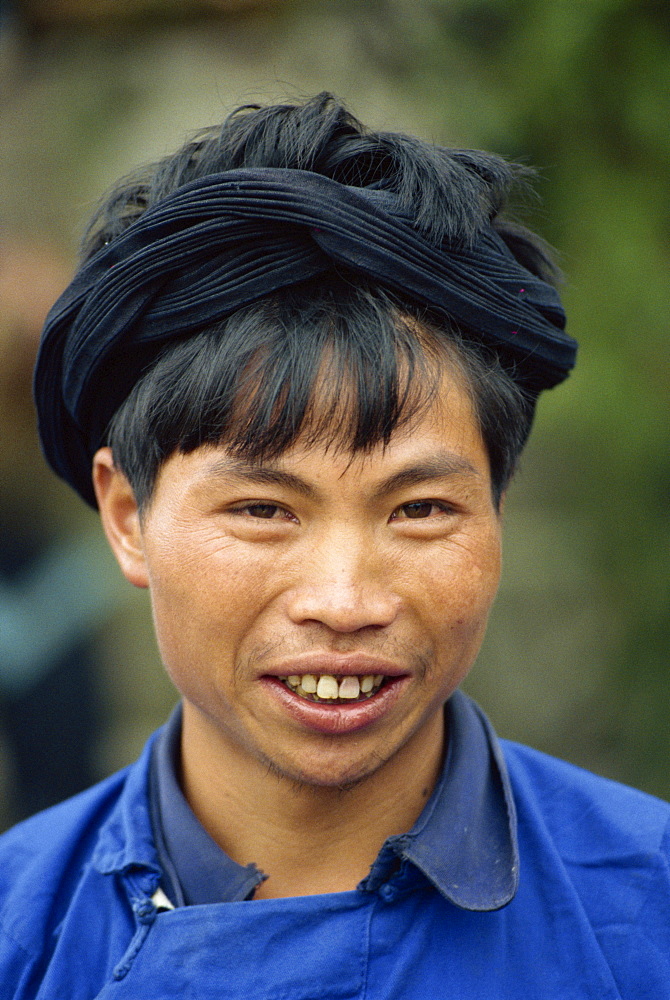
[244,504,283,519]
[392,501,452,520]
[226,500,299,525]
[228,503,288,520]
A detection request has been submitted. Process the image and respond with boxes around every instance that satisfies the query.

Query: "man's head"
[33,94,576,790]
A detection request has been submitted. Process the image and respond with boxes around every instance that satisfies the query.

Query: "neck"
[179,704,445,899]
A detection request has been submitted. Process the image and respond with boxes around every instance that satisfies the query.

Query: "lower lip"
[261,676,409,735]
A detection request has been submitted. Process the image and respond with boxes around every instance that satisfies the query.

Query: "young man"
[3,94,668,998]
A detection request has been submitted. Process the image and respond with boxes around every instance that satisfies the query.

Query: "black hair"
[107,278,533,513]
[92,93,553,510]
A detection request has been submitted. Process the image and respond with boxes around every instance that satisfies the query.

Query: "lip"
[260,672,410,735]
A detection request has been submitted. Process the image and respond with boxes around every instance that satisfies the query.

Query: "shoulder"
[0,741,156,995]
[501,739,670,859]
[0,769,128,932]
[502,740,670,995]
[0,767,129,891]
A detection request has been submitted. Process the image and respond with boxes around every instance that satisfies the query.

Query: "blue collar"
[149,690,518,911]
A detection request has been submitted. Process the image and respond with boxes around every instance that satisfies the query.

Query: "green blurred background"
[0,0,667,827]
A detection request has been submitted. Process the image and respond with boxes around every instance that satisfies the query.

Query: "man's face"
[98,367,502,790]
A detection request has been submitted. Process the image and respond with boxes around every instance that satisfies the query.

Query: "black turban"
[34,167,576,506]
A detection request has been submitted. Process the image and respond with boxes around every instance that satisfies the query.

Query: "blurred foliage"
[0,0,667,799]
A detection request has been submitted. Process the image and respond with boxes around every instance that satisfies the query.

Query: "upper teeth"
[280,673,385,701]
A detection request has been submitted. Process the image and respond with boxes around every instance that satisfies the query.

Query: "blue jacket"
[1,712,669,999]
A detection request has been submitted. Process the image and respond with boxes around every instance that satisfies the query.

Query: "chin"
[258,749,385,793]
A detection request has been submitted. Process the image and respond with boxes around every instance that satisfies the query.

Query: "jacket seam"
[0,912,41,962]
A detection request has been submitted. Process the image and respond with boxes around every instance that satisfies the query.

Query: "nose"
[285,532,401,633]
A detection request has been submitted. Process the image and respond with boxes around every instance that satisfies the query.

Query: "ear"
[92,447,149,589]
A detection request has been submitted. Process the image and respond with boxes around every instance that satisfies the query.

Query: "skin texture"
[94,368,502,897]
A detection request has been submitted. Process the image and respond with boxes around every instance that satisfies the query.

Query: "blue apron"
[35,879,626,1000]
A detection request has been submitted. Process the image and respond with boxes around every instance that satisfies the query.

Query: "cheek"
[144,537,277,673]
[149,528,274,609]
[409,532,502,642]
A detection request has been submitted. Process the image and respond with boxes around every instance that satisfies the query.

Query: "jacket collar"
[91,731,162,879]
[92,690,518,912]
[362,690,519,910]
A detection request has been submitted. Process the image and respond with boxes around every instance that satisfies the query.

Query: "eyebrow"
[371,455,481,500]
[205,460,318,498]
[205,452,480,501]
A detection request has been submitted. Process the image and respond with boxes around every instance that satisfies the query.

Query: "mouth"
[261,654,410,734]
[278,673,386,704]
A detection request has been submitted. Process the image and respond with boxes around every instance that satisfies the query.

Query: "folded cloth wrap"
[34,167,576,506]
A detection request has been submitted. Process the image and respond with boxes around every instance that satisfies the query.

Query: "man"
[2,94,668,998]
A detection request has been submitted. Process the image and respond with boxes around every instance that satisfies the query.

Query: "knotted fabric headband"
[34,167,576,506]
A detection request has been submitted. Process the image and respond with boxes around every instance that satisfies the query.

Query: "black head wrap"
[34,167,576,506]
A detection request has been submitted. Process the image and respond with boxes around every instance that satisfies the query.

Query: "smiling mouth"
[278,673,386,703]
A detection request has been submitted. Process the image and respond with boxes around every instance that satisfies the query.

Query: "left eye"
[244,504,282,519]
[394,501,446,519]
